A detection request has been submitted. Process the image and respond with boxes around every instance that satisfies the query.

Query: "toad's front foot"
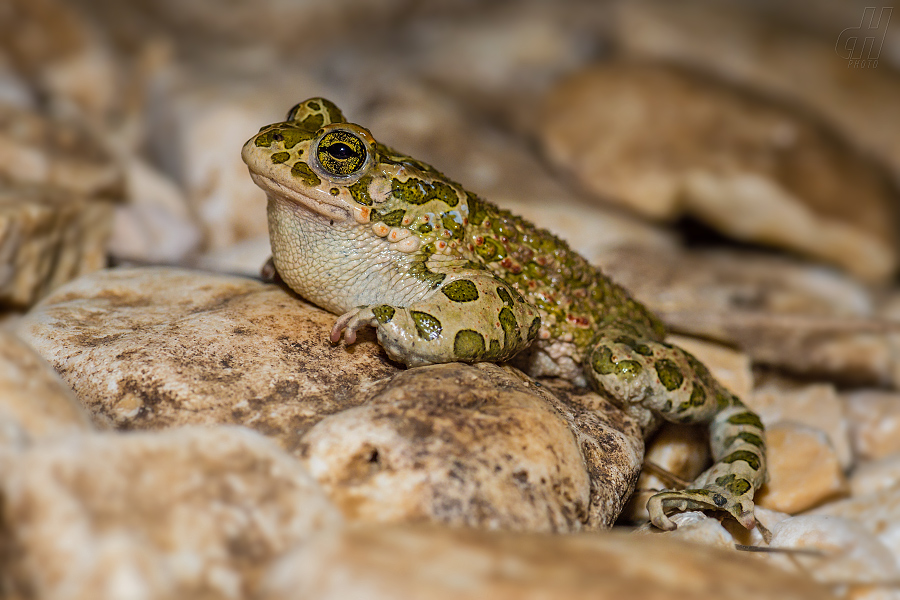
[647,487,756,531]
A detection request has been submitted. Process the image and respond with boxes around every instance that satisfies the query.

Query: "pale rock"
[851,456,900,498]
[0,101,121,197]
[0,426,341,600]
[72,0,408,54]
[0,184,114,307]
[0,55,32,109]
[539,62,898,281]
[843,390,900,461]
[614,0,900,179]
[107,158,201,263]
[0,329,91,447]
[749,375,852,469]
[299,363,644,533]
[755,422,848,514]
[0,0,119,122]
[144,63,341,250]
[655,511,736,550]
[16,267,400,451]
[765,515,900,587]
[407,1,605,123]
[195,235,272,278]
[724,506,792,549]
[260,524,834,600]
[812,486,900,566]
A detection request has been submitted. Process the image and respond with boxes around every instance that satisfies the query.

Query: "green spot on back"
[590,346,642,381]
[441,279,479,303]
[715,474,752,497]
[723,432,765,449]
[727,412,764,430]
[527,317,541,341]
[499,307,519,350]
[496,286,514,307]
[441,211,464,240]
[391,177,460,207]
[655,359,684,391]
[281,128,314,148]
[255,131,274,147]
[721,450,761,471]
[372,305,395,324]
[411,311,442,341]
[454,329,486,360]
[486,339,502,359]
[474,237,505,262]
[375,209,405,227]
[679,383,707,412]
[300,113,325,131]
[591,346,615,375]
[291,161,320,186]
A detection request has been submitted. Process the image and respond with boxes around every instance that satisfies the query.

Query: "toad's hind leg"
[584,323,766,531]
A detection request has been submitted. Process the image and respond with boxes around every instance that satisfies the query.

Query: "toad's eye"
[315,130,367,177]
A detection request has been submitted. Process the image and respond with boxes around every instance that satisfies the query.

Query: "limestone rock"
[0,329,91,447]
[195,235,272,278]
[0,426,341,600]
[812,486,900,565]
[0,102,121,197]
[850,456,900,498]
[749,375,852,469]
[765,515,900,588]
[654,511,736,550]
[843,390,900,461]
[260,524,834,600]
[755,422,848,514]
[299,363,644,533]
[0,184,114,307]
[614,0,900,179]
[0,0,119,121]
[16,267,400,452]
[539,62,898,281]
[598,246,900,387]
[107,158,201,263]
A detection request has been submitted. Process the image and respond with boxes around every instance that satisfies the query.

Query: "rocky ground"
[1,0,900,598]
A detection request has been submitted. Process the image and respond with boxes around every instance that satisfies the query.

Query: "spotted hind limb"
[583,324,766,531]
[331,272,542,368]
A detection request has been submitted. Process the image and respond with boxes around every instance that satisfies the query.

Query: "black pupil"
[327,143,357,160]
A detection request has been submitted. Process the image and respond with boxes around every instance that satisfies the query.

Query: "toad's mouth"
[249,172,351,222]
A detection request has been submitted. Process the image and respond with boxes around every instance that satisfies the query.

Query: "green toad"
[242,98,767,531]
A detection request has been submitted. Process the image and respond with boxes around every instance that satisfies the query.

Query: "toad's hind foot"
[647,487,756,531]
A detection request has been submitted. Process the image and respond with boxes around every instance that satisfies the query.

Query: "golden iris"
[316,130,366,176]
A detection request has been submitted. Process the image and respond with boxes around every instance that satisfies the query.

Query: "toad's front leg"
[332,273,541,367]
